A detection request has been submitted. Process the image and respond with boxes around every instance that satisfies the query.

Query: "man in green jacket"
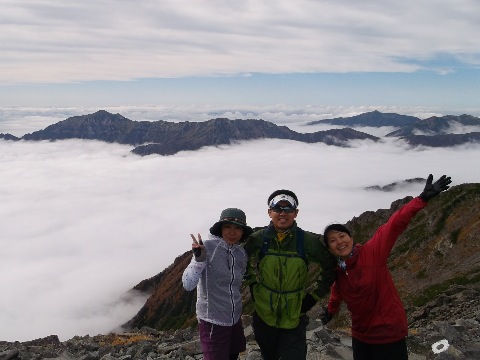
[244,189,336,360]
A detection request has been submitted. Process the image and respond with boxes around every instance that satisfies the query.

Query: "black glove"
[191,234,206,262]
[419,174,452,202]
[193,245,206,262]
[192,246,204,258]
[320,306,333,325]
[300,294,317,314]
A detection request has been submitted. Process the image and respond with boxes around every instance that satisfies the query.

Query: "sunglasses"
[270,206,296,214]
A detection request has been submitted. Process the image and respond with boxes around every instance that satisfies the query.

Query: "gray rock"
[0,349,20,360]
[1,287,480,360]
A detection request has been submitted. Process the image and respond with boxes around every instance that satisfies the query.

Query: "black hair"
[323,224,351,248]
[267,189,299,206]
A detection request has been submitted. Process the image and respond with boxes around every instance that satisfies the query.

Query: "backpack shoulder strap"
[296,227,307,262]
[259,228,270,260]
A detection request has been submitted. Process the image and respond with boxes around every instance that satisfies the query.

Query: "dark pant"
[252,312,308,360]
[199,319,246,360]
[352,337,408,360]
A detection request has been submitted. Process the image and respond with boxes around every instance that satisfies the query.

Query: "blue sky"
[1,0,479,116]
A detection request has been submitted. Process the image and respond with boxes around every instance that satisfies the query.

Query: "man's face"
[268,200,298,231]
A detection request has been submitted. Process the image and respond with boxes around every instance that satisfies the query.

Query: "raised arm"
[369,174,452,262]
[182,233,207,291]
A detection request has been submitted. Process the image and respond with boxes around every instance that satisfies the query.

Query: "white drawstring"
[210,241,222,262]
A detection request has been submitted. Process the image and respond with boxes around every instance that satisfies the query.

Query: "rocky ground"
[1,286,479,360]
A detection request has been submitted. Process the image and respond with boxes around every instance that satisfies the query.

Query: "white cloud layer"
[1,118,479,341]
[1,0,480,84]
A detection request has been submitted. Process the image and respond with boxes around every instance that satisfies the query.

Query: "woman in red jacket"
[321,174,451,360]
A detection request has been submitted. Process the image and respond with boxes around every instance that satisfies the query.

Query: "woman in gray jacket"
[182,208,253,360]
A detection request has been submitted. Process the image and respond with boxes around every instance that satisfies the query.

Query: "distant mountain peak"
[18,110,379,156]
[365,178,426,192]
[307,111,419,127]
[2,110,478,155]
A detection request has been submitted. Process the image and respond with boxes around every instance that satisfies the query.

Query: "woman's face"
[326,230,354,259]
[222,223,244,245]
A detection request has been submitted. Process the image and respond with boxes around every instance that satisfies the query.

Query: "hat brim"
[210,220,253,240]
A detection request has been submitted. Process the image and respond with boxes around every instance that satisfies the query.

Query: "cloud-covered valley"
[0,111,479,342]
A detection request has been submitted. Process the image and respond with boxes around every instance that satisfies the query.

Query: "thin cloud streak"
[0,134,479,341]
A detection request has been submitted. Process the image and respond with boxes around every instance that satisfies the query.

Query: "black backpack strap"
[295,227,308,264]
[296,227,305,259]
[259,228,270,261]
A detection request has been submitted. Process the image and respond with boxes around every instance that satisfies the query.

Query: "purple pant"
[199,319,246,360]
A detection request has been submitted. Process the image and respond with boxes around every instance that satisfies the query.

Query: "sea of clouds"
[1,106,479,342]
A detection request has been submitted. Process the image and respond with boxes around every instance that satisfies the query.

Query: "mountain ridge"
[307,110,420,127]
[15,110,379,155]
[2,110,480,155]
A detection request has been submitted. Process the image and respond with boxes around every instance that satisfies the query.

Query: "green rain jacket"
[244,221,336,329]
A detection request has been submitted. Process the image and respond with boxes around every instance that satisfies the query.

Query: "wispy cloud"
[1,1,479,84]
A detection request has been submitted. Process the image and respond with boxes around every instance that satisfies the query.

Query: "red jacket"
[328,197,427,344]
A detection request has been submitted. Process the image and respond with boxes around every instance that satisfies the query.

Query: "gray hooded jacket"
[182,235,248,326]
